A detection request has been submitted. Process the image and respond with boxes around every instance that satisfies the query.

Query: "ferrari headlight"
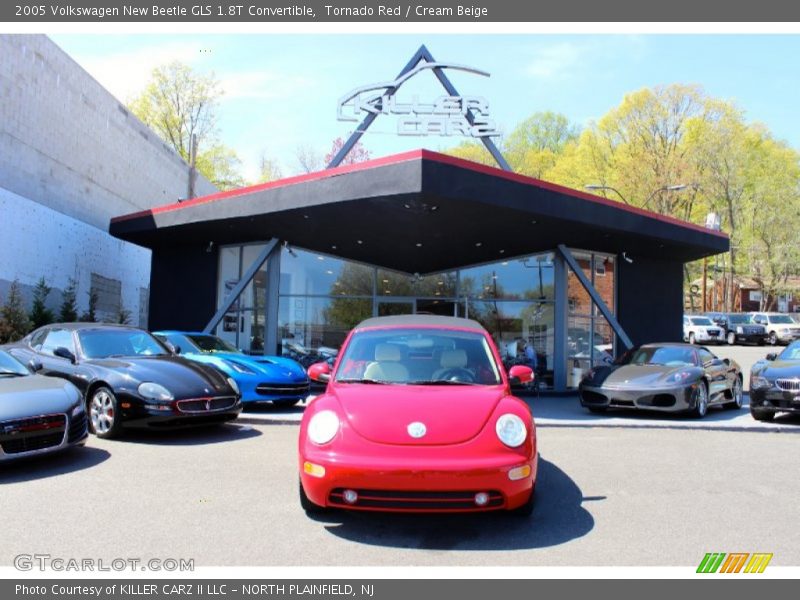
[666,371,694,384]
[307,410,340,445]
[751,376,771,390]
[138,382,174,401]
[222,359,256,375]
[495,413,527,448]
[227,377,240,395]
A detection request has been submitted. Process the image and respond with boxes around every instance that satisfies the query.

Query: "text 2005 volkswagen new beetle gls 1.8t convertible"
[298,315,538,516]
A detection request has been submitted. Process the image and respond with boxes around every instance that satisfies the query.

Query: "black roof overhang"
[110,150,729,274]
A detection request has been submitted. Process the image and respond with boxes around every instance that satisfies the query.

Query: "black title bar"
[4,0,800,22]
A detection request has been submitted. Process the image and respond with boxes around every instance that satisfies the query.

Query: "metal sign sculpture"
[329,45,511,171]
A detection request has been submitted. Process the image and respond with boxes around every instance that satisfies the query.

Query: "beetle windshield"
[335,328,502,385]
[0,350,29,376]
[623,346,697,367]
[79,329,169,359]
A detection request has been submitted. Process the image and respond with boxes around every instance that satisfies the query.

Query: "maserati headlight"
[227,377,240,395]
[138,382,174,401]
[495,414,527,448]
[751,376,771,390]
[307,410,340,445]
[222,359,256,375]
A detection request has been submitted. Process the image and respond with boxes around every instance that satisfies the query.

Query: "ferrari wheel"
[88,386,123,439]
[751,409,775,422]
[725,377,744,410]
[691,382,708,418]
[299,480,326,514]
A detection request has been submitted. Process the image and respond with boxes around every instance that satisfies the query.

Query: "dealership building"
[111,149,728,391]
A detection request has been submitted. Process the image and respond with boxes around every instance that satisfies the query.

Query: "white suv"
[683,316,724,345]
[750,313,800,345]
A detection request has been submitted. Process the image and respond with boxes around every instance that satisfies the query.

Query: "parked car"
[0,349,88,461]
[579,343,743,418]
[749,313,800,346]
[299,315,537,515]
[704,312,768,346]
[6,323,242,439]
[683,315,724,345]
[750,340,800,421]
[153,331,310,407]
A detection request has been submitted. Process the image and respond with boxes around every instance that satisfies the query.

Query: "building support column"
[263,241,282,356]
[203,238,279,335]
[553,253,568,392]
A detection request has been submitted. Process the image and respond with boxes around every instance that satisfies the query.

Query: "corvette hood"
[204,353,308,381]
[599,365,693,388]
[87,356,232,398]
[0,375,79,421]
[331,384,505,445]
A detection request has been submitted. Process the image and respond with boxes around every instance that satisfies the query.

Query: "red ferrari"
[299,315,537,515]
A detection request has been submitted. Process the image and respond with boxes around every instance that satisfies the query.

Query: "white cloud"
[74,41,205,103]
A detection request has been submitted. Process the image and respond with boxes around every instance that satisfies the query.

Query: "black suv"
[705,312,768,346]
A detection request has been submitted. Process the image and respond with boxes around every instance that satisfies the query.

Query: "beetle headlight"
[495,413,527,448]
[138,382,174,401]
[227,377,240,395]
[307,410,340,445]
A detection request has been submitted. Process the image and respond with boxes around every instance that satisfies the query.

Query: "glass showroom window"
[566,251,616,388]
[279,246,374,366]
[215,243,269,353]
[460,253,556,389]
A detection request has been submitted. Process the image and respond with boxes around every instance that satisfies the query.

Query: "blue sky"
[52,34,800,181]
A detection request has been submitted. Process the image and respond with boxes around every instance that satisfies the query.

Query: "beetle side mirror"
[308,361,331,383]
[766,353,778,361]
[28,358,43,372]
[508,364,534,386]
[53,346,76,364]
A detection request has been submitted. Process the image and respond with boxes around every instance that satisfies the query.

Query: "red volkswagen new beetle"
[299,315,537,515]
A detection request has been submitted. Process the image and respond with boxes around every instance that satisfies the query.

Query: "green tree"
[80,289,98,323]
[0,280,32,342]
[129,61,244,190]
[443,140,498,167]
[257,153,283,183]
[59,277,79,322]
[117,306,132,325]
[29,277,54,328]
[504,111,580,178]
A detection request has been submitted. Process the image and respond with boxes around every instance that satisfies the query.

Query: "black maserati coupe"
[578,343,743,418]
[6,323,242,438]
[750,340,800,422]
[0,349,88,461]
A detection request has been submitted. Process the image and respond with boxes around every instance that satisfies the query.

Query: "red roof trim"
[112,148,728,240]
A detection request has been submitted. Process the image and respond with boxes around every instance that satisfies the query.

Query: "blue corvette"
[153,331,310,407]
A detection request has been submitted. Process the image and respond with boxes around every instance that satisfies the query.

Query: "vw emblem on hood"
[407,422,427,439]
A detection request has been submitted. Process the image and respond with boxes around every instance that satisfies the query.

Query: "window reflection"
[280,247,374,296]
[460,254,554,301]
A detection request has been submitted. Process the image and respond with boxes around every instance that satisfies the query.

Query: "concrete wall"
[0,34,217,329]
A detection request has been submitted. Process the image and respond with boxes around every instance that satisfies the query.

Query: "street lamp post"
[584,184,688,212]
[584,184,630,204]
